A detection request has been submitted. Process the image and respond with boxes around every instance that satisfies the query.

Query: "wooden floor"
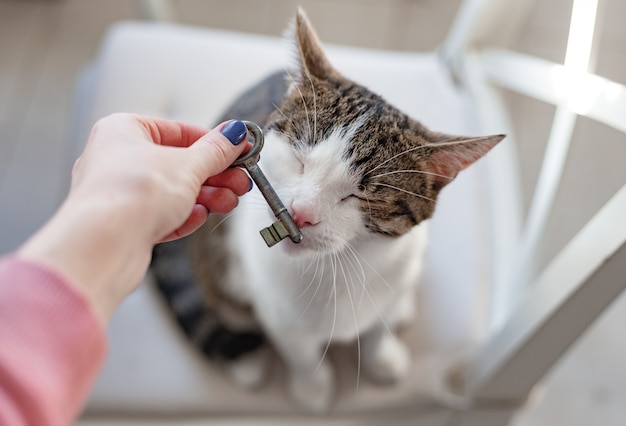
[1,0,626,425]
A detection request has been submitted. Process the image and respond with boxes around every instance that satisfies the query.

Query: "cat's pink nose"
[291,205,320,228]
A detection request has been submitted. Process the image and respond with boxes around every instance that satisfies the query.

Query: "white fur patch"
[259,119,368,254]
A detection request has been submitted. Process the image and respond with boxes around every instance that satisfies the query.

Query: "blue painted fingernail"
[221,120,247,145]
[248,179,254,192]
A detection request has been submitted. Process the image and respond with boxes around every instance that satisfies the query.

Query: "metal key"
[232,121,303,247]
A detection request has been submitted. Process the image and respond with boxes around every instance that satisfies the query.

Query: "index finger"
[138,116,212,148]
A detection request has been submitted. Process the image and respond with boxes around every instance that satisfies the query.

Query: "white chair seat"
[78,21,492,419]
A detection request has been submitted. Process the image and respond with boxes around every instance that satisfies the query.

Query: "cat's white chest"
[230,198,427,342]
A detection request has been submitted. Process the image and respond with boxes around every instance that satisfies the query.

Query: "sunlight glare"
[562,0,599,114]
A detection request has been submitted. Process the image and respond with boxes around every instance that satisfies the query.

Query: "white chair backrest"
[442,0,626,411]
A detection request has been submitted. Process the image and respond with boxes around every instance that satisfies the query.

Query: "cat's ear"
[425,133,505,191]
[288,8,340,81]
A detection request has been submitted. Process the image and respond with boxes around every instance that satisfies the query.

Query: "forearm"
[18,191,152,322]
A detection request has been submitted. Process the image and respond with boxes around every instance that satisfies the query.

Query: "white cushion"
[77,21,491,417]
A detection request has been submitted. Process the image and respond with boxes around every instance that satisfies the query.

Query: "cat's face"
[259,11,503,255]
[261,124,365,253]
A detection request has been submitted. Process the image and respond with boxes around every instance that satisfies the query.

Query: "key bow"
[233,121,303,247]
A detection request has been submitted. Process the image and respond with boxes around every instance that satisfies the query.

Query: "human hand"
[19,113,252,321]
[71,113,251,243]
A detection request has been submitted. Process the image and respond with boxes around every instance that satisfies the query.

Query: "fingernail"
[221,120,247,145]
[248,179,254,192]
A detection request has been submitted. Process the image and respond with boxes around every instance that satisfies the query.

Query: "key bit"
[260,221,289,247]
[232,121,303,247]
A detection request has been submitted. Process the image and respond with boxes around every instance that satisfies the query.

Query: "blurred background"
[0,0,625,424]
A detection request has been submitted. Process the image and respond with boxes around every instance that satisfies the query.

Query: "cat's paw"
[427,357,472,410]
[362,333,411,384]
[227,348,271,390]
[288,360,335,413]
[413,353,472,410]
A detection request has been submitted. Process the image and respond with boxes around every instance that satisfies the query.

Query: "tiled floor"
[1,0,626,424]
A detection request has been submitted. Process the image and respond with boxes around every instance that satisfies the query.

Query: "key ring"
[227,120,303,246]
[232,121,264,167]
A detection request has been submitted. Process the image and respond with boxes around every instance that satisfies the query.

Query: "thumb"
[188,120,248,181]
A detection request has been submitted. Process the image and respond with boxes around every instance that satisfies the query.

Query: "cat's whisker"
[361,282,394,338]
[316,254,338,375]
[247,199,272,208]
[285,67,313,143]
[297,255,325,319]
[271,103,300,142]
[369,169,455,181]
[344,248,367,311]
[372,183,436,202]
[304,69,318,144]
[337,250,361,393]
[299,81,313,144]
[293,253,322,303]
[365,137,490,176]
[300,253,318,278]
[282,68,311,143]
[344,243,369,298]
[339,246,360,298]
[365,144,430,176]
[273,128,298,145]
[325,252,337,307]
[360,192,374,230]
[339,249,358,301]
[369,168,487,188]
[208,212,237,234]
[349,244,396,296]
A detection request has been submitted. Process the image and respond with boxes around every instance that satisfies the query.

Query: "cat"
[151,9,503,413]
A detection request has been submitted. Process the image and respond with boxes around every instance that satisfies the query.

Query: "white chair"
[74,0,626,424]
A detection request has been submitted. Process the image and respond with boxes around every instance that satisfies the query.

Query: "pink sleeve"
[0,256,107,426]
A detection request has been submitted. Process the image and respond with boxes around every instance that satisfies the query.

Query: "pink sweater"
[0,256,106,426]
